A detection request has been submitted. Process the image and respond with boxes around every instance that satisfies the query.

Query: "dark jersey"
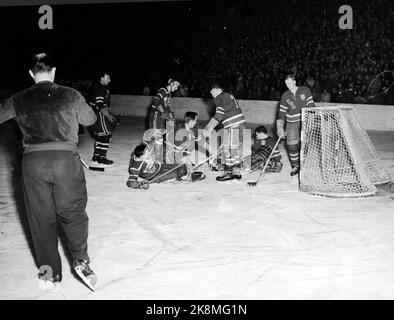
[152,87,172,115]
[149,87,174,129]
[213,92,246,129]
[278,86,315,123]
[128,156,162,181]
[252,136,281,162]
[88,83,113,136]
[89,83,110,112]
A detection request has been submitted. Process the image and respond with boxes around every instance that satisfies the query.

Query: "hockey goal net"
[300,105,391,197]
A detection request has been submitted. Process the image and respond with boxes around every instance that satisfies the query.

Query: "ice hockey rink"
[1,116,394,300]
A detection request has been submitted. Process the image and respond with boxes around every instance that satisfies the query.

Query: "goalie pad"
[251,147,270,169]
[143,128,167,143]
[250,146,283,171]
[100,107,118,123]
[205,117,219,132]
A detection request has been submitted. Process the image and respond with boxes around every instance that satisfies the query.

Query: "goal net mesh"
[300,105,391,197]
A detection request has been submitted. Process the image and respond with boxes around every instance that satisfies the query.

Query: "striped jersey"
[89,83,110,112]
[88,83,112,135]
[252,136,281,162]
[128,155,162,181]
[213,92,246,129]
[278,86,315,123]
[152,87,172,115]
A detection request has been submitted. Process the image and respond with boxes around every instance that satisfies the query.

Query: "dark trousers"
[93,134,112,159]
[22,151,90,278]
[286,122,301,168]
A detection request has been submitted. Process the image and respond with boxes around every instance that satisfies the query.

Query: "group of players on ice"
[0,52,315,290]
[104,75,315,189]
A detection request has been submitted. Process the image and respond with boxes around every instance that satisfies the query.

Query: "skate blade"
[94,163,113,168]
[75,268,97,291]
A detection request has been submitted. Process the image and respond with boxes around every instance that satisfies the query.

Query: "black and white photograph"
[0,0,394,302]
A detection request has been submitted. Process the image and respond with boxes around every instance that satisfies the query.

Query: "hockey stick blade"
[80,156,105,172]
[89,166,105,172]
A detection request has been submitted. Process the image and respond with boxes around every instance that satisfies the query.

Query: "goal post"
[300,105,391,197]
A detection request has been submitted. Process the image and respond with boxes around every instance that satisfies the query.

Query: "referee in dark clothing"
[0,53,97,287]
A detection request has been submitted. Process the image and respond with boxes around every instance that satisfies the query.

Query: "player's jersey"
[213,92,246,129]
[88,83,112,135]
[89,83,110,112]
[252,136,281,162]
[152,87,172,115]
[173,127,202,157]
[128,156,162,181]
[278,86,315,123]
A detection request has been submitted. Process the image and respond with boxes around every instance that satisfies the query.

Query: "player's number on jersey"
[38,5,53,30]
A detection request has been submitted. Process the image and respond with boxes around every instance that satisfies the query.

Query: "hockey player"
[172,111,205,181]
[203,84,246,181]
[148,79,180,162]
[276,74,316,176]
[149,78,180,130]
[126,143,188,189]
[251,126,283,172]
[89,72,118,166]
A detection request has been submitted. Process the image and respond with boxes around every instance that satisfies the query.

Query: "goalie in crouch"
[251,126,283,172]
[276,74,315,176]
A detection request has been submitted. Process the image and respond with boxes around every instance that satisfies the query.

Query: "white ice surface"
[1,117,394,300]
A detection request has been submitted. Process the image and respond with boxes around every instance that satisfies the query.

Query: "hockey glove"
[126,178,150,190]
[100,107,117,123]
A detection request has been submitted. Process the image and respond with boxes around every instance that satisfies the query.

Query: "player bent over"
[276,74,315,176]
[251,126,283,172]
[148,78,180,163]
[203,84,246,182]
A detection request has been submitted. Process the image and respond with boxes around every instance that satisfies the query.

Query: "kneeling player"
[251,126,282,172]
[126,142,205,190]
[126,143,186,189]
[172,111,206,181]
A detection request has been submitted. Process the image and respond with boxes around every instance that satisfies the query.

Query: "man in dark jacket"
[0,53,97,289]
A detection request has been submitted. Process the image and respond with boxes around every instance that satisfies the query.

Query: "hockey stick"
[148,153,218,184]
[247,136,283,187]
[80,157,105,172]
[148,163,183,184]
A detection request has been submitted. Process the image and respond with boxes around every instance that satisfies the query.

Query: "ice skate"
[73,260,97,291]
[290,166,299,176]
[92,156,114,167]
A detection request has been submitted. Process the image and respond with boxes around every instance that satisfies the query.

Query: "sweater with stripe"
[213,92,246,129]
[278,86,315,123]
[252,136,281,162]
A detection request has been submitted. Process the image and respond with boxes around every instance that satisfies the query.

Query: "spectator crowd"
[138,0,394,105]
